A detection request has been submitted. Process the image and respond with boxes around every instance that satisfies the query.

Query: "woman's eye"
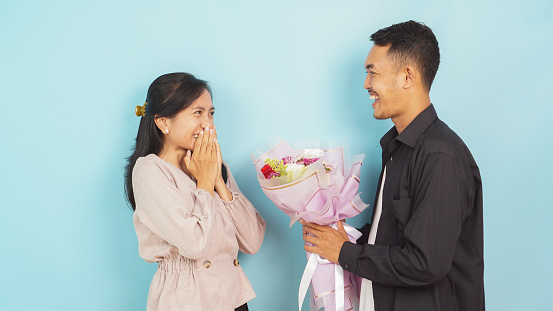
[209,111,215,116]
[194,111,201,115]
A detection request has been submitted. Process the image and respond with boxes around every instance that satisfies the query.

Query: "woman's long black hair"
[124,72,227,210]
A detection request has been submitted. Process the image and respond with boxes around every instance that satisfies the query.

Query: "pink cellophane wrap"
[251,138,369,311]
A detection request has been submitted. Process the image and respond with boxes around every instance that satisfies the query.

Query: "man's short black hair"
[371,20,440,91]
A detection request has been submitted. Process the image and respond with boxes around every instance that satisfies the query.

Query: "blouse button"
[203,261,211,268]
[234,259,240,266]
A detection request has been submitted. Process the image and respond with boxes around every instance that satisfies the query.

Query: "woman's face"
[163,89,215,152]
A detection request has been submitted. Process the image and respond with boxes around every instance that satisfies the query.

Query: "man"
[301,20,485,311]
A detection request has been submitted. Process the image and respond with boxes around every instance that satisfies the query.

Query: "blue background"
[1,0,552,310]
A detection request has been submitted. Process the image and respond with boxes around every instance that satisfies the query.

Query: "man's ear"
[403,66,416,89]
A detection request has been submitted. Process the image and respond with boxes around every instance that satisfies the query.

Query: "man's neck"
[392,94,431,134]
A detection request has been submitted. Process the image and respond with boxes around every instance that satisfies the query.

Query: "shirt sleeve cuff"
[339,241,364,273]
[194,188,214,199]
[220,191,239,205]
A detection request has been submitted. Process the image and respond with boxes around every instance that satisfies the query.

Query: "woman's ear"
[154,116,169,134]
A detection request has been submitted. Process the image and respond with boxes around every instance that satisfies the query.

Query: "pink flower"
[282,156,293,164]
[299,157,319,166]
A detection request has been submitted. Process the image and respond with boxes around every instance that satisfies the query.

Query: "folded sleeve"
[339,152,473,287]
[220,165,266,254]
[356,223,372,245]
[132,157,217,260]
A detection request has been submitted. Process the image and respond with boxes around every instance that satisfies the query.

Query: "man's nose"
[364,75,372,90]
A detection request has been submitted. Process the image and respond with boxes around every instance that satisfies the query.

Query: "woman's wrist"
[196,180,215,197]
[215,180,233,201]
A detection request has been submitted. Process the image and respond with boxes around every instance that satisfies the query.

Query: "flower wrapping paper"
[251,138,369,311]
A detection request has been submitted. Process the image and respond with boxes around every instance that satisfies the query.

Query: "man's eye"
[369,71,376,76]
[209,111,215,116]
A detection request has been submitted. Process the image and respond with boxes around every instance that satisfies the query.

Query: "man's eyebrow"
[365,64,375,70]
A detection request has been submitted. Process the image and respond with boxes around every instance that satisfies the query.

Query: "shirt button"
[371,274,376,279]
[203,261,211,268]
[344,264,349,269]
[234,259,240,266]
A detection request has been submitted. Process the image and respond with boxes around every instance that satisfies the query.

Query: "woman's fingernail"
[200,131,204,134]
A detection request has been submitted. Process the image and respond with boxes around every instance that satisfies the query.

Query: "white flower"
[285,163,305,174]
[322,160,333,173]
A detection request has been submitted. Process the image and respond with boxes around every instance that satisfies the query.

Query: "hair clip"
[135,102,148,117]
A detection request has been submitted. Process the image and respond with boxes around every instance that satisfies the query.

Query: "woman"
[124,73,266,311]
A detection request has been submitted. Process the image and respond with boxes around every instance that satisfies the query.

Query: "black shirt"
[339,105,484,311]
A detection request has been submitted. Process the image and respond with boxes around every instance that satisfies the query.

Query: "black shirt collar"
[380,104,438,150]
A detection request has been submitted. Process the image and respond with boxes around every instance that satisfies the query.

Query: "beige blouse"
[132,154,266,311]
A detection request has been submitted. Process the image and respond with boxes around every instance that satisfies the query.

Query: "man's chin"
[373,112,388,120]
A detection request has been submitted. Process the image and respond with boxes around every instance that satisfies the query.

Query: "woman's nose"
[200,121,214,129]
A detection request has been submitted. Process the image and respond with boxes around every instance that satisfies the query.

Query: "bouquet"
[251,137,369,311]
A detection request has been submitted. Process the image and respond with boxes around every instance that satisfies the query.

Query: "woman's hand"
[212,127,233,201]
[184,126,218,196]
[212,126,223,183]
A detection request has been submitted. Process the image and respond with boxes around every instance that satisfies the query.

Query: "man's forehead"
[365,44,391,68]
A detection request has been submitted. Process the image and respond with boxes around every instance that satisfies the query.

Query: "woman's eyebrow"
[190,106,215,111]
